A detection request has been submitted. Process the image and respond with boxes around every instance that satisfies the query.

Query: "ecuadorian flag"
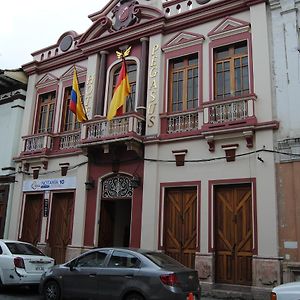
[107,59,131,121]
[70,67,87,122]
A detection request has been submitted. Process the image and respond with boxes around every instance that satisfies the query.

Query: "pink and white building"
[8,0,281,297]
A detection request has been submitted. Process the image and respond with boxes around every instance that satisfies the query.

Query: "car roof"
[273,281,300,292]
[92,247,160,253]
[0,239,32,245]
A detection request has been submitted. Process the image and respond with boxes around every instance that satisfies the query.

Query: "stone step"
[201,283,271,300]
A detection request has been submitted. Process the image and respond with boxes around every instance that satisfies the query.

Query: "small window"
[75,251,108,268]
[168,53,198,112]
[108,251,140,268]
[214,41,249,100]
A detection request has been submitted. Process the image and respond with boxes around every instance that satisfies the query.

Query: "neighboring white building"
[269,0,300,283]
[9,0,281,298]
[0,69,27,238]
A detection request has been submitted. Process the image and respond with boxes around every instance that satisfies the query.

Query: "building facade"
[269,0,300,283]
[9,0,280,297]
[0,69,27,239]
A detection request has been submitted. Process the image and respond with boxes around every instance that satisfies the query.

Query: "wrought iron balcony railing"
[22,133,53,154]
[202,95,257,130]
[22,131,81,156]
[58,132,81,150]
[160,110,200,136]
[81,114,145,143]
[21,115,145,157]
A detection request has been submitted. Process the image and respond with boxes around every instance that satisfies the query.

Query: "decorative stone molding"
[208,16,250,41]
[172,149,188,166]
[243,131,254,148]
[31,166,41,179]
[205,135,215,152]
[222,144,239,162]
[59,163,70,177]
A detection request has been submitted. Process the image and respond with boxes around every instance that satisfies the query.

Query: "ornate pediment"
[112,0,139,31]
[208,17,250,40]
[36,73,58,89]
[60,65,87,81]
[79,2,163,45]
[162,31,205,52]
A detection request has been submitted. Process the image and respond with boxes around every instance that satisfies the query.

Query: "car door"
[99,250,141,300]
[62,250,108,299]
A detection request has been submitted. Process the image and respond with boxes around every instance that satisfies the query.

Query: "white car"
[0,239,54,288]
[271,281,300,300]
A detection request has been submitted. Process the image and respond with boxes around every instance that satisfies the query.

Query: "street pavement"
[0,287,217,300]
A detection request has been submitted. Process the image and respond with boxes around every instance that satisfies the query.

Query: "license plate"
[36,266,44,271]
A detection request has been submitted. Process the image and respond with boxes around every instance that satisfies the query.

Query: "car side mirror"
[69,260,76,271]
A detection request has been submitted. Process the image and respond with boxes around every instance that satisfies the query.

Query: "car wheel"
[43,280,61,300]
[125,292,145,300]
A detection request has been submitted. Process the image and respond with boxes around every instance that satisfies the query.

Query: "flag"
[70,67,87,122]
[107,59,131,121]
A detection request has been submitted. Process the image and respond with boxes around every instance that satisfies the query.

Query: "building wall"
[269,0,300,282]
[0,84,26,238]
[10,0,281,296]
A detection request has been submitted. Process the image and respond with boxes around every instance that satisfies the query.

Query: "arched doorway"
[98,174,132,247]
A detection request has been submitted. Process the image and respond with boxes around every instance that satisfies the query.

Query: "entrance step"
[201,283,271,300]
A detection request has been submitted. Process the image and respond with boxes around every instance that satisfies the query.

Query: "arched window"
[110,60,137,114]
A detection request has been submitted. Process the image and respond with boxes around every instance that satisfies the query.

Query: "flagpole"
[74,66,88,120]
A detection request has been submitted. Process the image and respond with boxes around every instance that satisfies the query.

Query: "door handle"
[231,244,236,256]
[124,274,134,278]
[89,273,97,277]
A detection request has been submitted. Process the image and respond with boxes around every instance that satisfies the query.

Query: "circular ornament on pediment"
[59,35,73,52]
[196,0,211,4]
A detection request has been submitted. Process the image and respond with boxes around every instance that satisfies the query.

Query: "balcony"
[160,110,200,138]
[21,131,81,157]
[20,114,145,160]
[80,113,145,146]
[202,95,257,131]
[22,133,53,155]
[58,132,81,150]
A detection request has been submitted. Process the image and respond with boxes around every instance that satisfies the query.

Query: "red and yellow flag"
[107,60,131,121]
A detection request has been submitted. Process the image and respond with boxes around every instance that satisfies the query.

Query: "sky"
[0,0,108,70]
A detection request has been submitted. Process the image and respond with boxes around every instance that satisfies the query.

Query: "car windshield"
[5,242,45,256]
[143,252,184,268]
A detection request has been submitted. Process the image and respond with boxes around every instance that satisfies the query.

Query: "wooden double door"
[164,188,197,268]
[214,184,253,285]
[21,192,74,264]
[21,194,43,245]
[48,193,74,264]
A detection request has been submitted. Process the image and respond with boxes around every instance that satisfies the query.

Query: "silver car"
[0,239,54,289]
[40,247,200,300]
[271,281,300,300]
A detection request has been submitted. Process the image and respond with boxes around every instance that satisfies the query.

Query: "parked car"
[40,247,200,300]
[271,281,300,300]
[0,239,54,289]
